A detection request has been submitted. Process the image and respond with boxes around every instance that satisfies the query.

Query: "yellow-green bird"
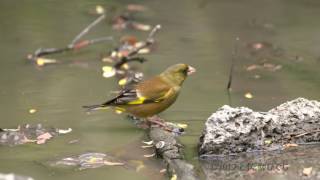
[83,64,196,119]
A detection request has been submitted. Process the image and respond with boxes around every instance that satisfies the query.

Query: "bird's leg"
[147,116,173,132]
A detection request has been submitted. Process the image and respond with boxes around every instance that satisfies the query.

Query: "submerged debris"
[246,63,282,72]
[101,24,161,88]
[49,152,124,170]
[199,98,320,156]
[0,124,72,146]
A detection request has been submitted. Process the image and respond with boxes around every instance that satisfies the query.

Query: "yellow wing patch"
[127,96,147,105]
[126,88,175,105]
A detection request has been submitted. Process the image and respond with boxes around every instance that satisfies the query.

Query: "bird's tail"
[82,104,109,112]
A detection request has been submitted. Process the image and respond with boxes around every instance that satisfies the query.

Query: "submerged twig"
[28,14,112,64]
[227,37,239,91]
[227,37,240,105]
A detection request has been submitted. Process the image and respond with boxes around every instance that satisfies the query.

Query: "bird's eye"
[182,68,188,75]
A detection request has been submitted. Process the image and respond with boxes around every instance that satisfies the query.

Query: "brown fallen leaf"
[246,64,261,71]
[36,132,53,144]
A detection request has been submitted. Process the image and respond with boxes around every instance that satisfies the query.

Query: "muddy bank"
[199,98,320,156]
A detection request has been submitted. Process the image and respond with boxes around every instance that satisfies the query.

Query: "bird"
[83,63,196,124]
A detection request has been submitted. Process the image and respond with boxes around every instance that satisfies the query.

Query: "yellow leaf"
[95,5,105,14]
[177,123,188,129]
[118,78,127,86]
[102,66,116,78]
[36,59,45,66]
[244,92,253,99]
[138,48,150,54]
[171,174,177,180]
[121,63,130,70]
[303,167,313,176]
[29,109,37,114]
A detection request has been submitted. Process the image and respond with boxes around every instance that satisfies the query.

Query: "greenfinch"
[83,63,196,118]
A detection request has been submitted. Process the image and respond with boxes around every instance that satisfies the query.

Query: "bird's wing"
[104,76,174,106]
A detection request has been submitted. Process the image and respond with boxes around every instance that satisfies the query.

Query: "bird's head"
[161,64,196,86]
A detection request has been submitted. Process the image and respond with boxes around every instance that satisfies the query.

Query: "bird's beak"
[187,66,196,75]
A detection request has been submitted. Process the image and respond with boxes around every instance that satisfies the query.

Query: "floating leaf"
[36,132,53,144]
[244,93,253,99]
[133,23,151,31]
[138,48,150,54]
[121,63,130,70]
[36,58,57,67]
[246,64,260,71]
[115,110,123,114]
[102,57,114,63]
[102,66,116,78]
[118,78,127,86]
[177,123,188,129]
[95,5,105,14]
[171,174,177,180]
[252,43,263,50]
[303,167,313,176]
[58,128,72,134]
[29,109,37,114]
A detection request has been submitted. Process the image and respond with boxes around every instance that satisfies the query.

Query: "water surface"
[0,0,319,179]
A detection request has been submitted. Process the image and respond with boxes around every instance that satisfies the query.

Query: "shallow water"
[0,0,319,179]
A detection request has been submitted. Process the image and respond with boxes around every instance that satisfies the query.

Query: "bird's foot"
[147,116,175,132]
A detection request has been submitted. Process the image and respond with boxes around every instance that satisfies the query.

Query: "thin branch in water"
[227,37,240,106]
[31,36,113,58]
[34,47,70,57]
[69,14,106,47]
[227,37,239,91]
